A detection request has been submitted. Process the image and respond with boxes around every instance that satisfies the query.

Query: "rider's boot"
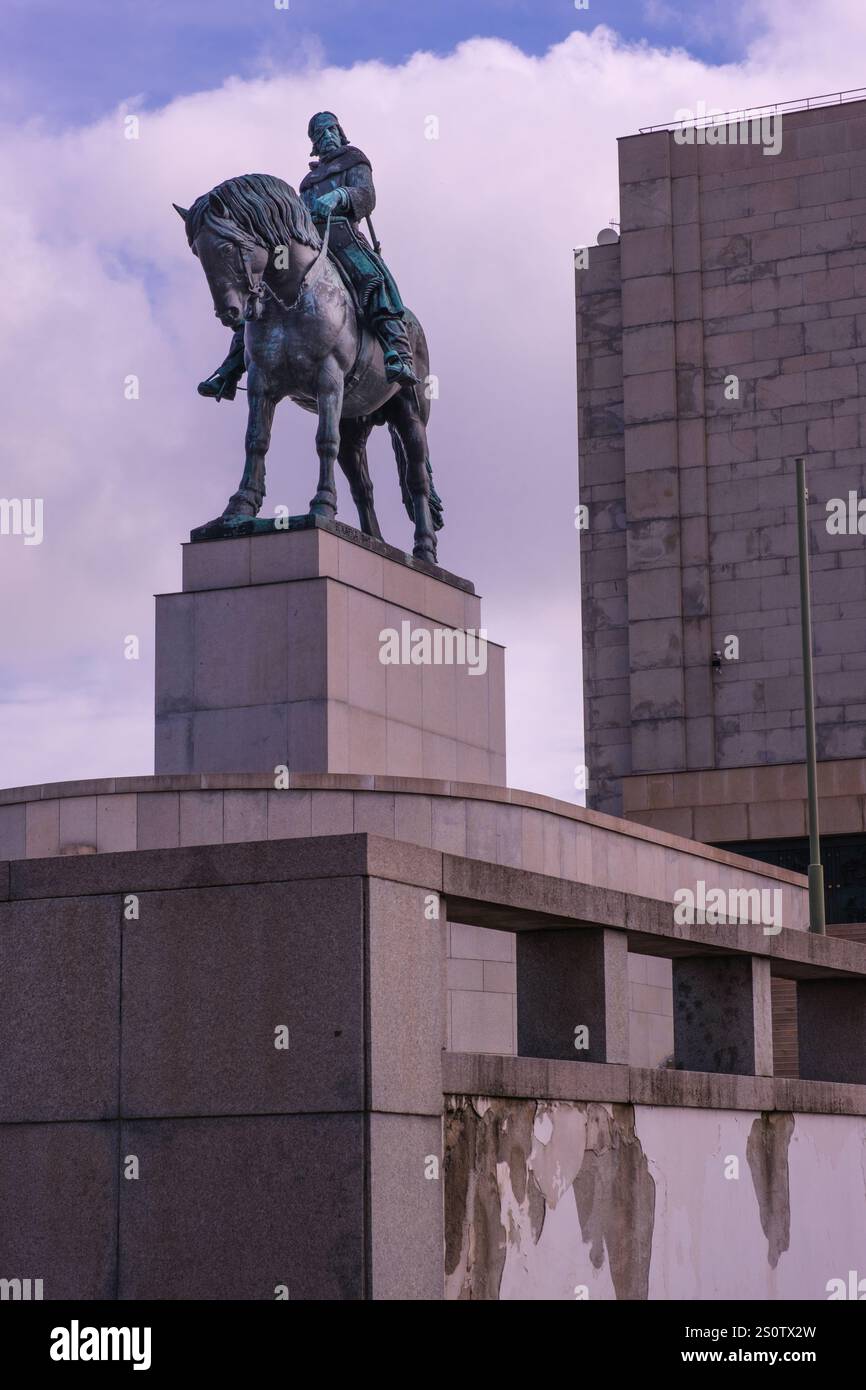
[374,315,419,387]
[198,328,246,401]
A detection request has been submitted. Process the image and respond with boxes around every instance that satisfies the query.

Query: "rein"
[245,211,333,316]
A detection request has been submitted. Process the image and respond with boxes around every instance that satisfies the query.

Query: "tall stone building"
[578,93,866,922]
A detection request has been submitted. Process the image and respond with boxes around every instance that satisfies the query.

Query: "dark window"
[716,835,866,925]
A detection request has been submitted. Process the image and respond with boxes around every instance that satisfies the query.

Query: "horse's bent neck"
[266,239,320,298]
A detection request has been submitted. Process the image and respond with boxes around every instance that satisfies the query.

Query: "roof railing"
[639,86,866,134]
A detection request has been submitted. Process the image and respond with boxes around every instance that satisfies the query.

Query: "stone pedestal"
[155,518,506,783]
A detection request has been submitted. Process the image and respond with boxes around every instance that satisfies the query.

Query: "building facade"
[578,94,866,920]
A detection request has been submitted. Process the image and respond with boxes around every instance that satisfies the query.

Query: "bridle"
[221,212,334,321]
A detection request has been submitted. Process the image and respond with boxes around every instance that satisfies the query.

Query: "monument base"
[155,517,506,783]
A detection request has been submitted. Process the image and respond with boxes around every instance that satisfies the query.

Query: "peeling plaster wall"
[444,1096,866,1300]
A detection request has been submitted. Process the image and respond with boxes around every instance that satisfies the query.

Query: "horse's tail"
[387,420,444,533]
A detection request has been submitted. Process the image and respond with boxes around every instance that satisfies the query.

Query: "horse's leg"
[338,416,381,539]
[223,388,276,518]
[308,363,344,520]
[385,388,437,563]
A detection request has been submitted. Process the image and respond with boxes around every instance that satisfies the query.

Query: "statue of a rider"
[198,111,418,401]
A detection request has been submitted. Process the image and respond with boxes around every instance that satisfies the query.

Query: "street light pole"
[795,456,826,934]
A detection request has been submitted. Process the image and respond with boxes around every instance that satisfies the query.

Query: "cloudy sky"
[1,0,865,799]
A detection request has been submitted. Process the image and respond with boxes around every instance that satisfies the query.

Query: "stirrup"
[197,370,238,402]
[384,352,419,386]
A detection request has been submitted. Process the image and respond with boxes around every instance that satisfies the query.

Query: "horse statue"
[173,173,442,563]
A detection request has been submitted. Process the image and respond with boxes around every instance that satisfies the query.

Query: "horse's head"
[174,195,268,327]
[175,175,321,327]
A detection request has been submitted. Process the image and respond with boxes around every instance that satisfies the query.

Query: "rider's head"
[308,112,348,157]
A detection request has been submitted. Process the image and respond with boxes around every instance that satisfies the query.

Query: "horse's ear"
[210,193,225,217]
[172,203,189,221]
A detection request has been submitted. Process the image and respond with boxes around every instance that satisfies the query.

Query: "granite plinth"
[155,520,506,783]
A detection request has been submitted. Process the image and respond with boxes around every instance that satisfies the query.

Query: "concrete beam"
[442,1053,866,1117]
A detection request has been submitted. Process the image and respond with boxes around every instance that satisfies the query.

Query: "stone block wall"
[0,837,446,1301]
[579,97,866,819]
[448,923,674,1068]
[5,816,866,1299]
[0,772,806,1080]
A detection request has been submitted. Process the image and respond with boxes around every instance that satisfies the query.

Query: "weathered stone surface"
[121,878,366,1117]
[579,97,866,829]
[0,1121,117,1299]
[0,896,120,1122]
[368,1113,444,1299]
[517,927,629,1063]
[798,978,866,1084]
[118,1115,364,1300]
[367,877,446,1115]
[673,956,773,1076]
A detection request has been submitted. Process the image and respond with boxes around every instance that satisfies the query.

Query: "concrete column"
[797,979,866,1085]
[365,876,446,1299]
[516,927,628,1063]
[673,955,773,1076]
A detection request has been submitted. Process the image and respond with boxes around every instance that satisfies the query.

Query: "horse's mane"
[185,173,322,252]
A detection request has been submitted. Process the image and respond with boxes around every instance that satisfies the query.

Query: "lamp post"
[795,456,826,934]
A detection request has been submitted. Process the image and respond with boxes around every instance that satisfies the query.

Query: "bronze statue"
[198,112,418,400]
[175,122,442,562]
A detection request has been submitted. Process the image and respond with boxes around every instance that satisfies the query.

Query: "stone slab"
[798,978,866,1085]
[183,514,475,595]
[367,1113,444,1300]
[0,1121,117,1299]
[367,878,447,1115]
[118,1115,364,1300]
[121,878,365,1117]
[0,896,120,1122]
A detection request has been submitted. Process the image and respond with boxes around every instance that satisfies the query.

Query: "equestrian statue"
[174,111,443,562]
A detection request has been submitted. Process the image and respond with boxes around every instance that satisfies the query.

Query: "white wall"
[446,1099,866,1301]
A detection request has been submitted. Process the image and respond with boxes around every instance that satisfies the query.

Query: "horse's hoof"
[413,542,437,565]
[308,494,337,520]
[221,494,258,521]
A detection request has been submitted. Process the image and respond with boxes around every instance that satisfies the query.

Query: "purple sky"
[2,1,865,800]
